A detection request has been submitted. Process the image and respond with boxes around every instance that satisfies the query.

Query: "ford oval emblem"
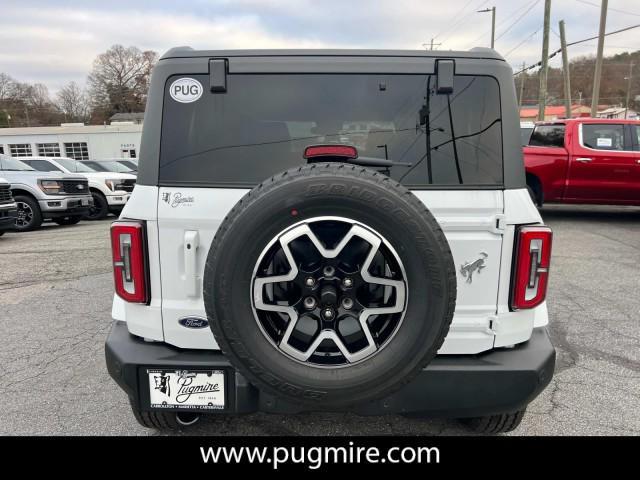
[178,317,209,329]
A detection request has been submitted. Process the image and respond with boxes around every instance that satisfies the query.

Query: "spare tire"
[204,163,456,409]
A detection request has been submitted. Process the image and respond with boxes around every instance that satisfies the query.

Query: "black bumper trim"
[105,321,555,418]
[45,207,91,218]
[0,209,17,229]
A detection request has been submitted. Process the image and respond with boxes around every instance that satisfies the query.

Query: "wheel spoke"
[252,217,407,366]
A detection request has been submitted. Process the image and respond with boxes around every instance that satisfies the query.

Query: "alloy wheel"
[251,216,408,367]
[15,201,34,228]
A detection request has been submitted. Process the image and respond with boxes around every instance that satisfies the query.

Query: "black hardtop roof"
[160,47,505,62]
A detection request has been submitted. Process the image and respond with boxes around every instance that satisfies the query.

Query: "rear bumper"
[105,321,555,418]
[106,193,130,207]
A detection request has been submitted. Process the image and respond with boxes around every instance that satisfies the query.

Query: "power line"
[466,0,538,49]
[495,0,537,29]
[513,23,640,75]
[574,0,640,17]
[495,0,541,42]
[432,0,476,39]
[439,0,491,44]
[504,26,542,57]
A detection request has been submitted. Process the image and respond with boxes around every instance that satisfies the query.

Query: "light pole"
[624,63,634,119]
[591,0,608,117]
[478,6,496,49]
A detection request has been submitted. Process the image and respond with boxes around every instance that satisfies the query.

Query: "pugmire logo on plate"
[148,369,225,410]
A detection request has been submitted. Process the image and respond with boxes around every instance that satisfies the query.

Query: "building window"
[9,144,33,157]
[64,142,89,160]
[122,148,136,158]
[0,146,4,155]
[37,143,61,157]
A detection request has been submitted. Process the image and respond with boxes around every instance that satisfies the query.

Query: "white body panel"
[117,186,163,340]
[113,186,547,354]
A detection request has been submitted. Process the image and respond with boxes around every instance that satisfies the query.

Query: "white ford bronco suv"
[105,48,555,434]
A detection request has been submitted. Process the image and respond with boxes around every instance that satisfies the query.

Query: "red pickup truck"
[524,118,640,206]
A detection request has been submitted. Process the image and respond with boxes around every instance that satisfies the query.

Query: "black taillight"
[511,225,552,310]
[110,221,148,303]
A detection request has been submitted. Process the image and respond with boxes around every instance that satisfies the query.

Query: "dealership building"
[0,123,142,160]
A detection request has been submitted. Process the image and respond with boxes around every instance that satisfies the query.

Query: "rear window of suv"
[159,73,503,188]
[528,125,565,148]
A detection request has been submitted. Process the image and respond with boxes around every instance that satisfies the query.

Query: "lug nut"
[303,296,317,310]
[305,277,316,287]
[323,266,335,277]
[322,308,334,320]
[341,297,354,310]
[342,277,353,288]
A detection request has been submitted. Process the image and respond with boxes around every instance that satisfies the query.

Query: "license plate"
[147,369,225,410]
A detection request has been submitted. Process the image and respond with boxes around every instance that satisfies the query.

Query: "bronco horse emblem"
[460,252,488,283]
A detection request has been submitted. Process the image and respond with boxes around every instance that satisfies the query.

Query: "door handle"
[184,230,200,298]
[576,157,593,163]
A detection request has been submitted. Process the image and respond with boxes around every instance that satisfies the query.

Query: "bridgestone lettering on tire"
[204,164,456,408]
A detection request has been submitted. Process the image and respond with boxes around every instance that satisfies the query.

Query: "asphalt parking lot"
[0,204,638,436]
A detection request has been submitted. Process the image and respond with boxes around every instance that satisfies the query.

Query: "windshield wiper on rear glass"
[446,93,463,184]
[399,117,502,183]
[423,76,433,183]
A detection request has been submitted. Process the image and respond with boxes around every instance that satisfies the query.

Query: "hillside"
[516,49,639,109]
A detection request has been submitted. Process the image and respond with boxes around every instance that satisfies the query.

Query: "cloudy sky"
[1,0,638,93]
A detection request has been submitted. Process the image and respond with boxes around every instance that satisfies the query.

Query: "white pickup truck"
[0,154,92,230]
[20,156,136,220]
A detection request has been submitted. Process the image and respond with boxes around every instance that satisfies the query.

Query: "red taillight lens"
[303,144,358,159]
[511,225,553,310]
[110,221,148,303]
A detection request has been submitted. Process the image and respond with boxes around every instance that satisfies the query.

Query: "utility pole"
[423,39,441,50]
[625,63,634,119]
[519,61,526,110]
[490,6,496,49]
[478,7,496,48]
[559,20,572,118]
[591,0,608,117]
[537,0,551,121]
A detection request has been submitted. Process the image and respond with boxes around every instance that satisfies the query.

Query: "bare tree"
[56,81,89,123]
[0,73,16,102]
[25,83,53,110]
[88,44,157,122]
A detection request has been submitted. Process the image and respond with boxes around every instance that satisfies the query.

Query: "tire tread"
[461,409,526,434]
[204,163,457,406]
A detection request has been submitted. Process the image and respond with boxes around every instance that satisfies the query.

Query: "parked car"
[20,156,136,220]
[520,121,535,146]
[0,177,18,237]
[105,47,555,433]
[115,159,138,172]
[524,118,640,206]
[81,159,137,174]
[0,154,92,230]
